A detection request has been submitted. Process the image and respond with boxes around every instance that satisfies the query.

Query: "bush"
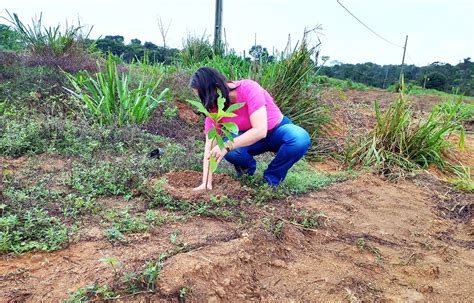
[259,33,330,154]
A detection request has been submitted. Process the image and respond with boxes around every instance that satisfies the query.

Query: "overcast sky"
[1,0,473,66]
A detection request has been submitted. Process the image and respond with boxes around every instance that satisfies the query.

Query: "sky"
[1,0,473,66]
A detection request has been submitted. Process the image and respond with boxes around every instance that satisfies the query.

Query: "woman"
[190,67,310,190]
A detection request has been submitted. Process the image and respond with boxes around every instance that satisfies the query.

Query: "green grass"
[348,86,466,179]
[3,11,90,57]
[65,52,169,127]
[313,75,371,91]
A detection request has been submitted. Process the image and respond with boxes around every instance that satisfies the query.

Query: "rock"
[215,286,226,298]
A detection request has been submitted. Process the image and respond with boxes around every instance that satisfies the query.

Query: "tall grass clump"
[3,11,90,57]
[261,29,330,153]
[348,80,465,179]
[178,33,213,67]
[65,52,169,126]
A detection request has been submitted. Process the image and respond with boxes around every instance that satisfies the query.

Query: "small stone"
[215,286,226,298]
[271,259,287,268]
[207,296,219,303]
[222,278,231,286]
[30,255,42,263]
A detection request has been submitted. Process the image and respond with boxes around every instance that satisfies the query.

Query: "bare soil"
[160,170,250,202]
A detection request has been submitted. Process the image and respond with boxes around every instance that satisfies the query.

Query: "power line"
[336,0,404,49]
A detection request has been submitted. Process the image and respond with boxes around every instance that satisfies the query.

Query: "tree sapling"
[187,93,244,190]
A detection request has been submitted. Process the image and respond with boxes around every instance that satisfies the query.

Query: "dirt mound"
[162,170,250,201]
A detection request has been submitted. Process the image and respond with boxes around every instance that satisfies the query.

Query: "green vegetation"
[320,59,474,96]
[187,93,244,187]
[65,53,169,126]
[66,254,167,302]
[1,10,473,303]
[348,83,468,179]
[3,11,89,57]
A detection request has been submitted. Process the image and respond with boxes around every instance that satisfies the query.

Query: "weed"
[178,33,213,66]
[179,286,190,301]
[69,156,158,197]
[448,164,473,191]
[105,226,125,242]
[290,209,327,229]
[3,11,90,57]
[356,238,383,262]
[163,105,178,121]
[62,194,99,217]
[262,217,285,239]
[169,230,180,244]
[0,207,69,254]
[100,255,122,276]
[103,208,148,242]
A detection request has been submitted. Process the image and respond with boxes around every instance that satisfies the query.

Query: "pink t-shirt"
[204,80,283,134]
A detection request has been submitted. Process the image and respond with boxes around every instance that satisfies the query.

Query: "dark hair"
[190,67,231,110]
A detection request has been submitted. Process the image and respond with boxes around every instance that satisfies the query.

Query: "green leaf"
[186,99,209,116]
[208,127,218,140]
[221,122,239,135]
[209,156,218,173]
[218,112,237,118]
[209,112,219,121]
[215,135,224,150]
[221,128,233,141]
[217,95,225,112]
[226,102,245,113]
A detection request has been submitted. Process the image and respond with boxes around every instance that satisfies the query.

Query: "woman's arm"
[209,106,268,163]
[229,106,268,148]
[194,134,215,190]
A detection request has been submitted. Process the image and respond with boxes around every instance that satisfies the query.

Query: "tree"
[129,39,141,46]
[157,16,171,49]
[425,72,447,90]
[249,45,268,62]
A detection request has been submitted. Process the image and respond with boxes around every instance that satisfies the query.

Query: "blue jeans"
[224,116,310,186]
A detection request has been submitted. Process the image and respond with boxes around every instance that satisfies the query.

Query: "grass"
[65,52,169,127]
[313,75,371,91]
[66,253,167,302]
[347,82,466,179]
[2,11,90,57]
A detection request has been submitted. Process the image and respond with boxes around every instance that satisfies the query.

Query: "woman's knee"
[287,125,311,152]
[224,148,241,163]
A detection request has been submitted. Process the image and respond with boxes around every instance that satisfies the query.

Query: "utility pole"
[214,0,223,54]
[383,66,389,89]
[399,35,408,84]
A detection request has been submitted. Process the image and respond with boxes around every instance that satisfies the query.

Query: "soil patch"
[161,170,250,201]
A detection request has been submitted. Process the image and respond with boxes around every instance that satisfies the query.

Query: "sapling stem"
[205,137,216,191]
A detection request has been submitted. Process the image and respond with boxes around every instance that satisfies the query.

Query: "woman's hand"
[208,145,228,163]
[193,182,212,191]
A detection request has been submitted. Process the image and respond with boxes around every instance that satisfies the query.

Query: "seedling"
[187,93,244,190]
